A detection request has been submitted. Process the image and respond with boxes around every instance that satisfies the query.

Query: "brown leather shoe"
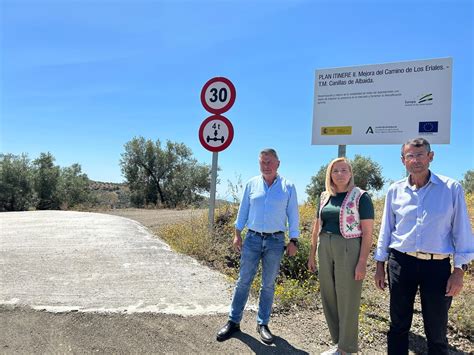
[216,321,240,341]
[256,324,273,344]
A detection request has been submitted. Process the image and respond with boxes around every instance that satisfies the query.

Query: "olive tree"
[0,153,35,211]
[1,152,92,211]
[33,152,61,210]
[120,137,211,207]
[58,163,92,208]
[461,170,474,193]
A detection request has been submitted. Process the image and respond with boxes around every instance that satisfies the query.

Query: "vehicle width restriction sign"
[199,115,234,152]
[200,77,236,114]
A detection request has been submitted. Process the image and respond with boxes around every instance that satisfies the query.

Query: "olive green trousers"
[318,232,362,353]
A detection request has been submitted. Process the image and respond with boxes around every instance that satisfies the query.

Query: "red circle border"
[200,77,236,114]
[198,115,234,152]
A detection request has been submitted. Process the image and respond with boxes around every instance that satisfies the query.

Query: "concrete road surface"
[0,211,239,315]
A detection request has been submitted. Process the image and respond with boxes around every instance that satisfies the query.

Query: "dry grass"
[157,205,241,279]
[158,212,211,259]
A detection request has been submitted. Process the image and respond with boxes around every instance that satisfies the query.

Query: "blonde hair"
[325,157,355,196]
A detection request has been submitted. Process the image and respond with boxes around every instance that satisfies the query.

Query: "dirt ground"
[0,305,326,354]
[1,304,470,354]
[1,209,471,354]
[102,207,204,230]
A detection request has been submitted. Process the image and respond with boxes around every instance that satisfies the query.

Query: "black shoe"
[216,321,240,341]
[256,324,274,344]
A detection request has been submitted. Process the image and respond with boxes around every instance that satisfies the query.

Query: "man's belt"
[248,229,284,237]
[404,251,450,260]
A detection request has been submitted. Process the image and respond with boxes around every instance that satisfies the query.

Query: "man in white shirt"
[374,137,473,354]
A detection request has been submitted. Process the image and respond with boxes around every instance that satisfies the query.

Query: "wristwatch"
[289,239,299,247]
[461,264,468,272]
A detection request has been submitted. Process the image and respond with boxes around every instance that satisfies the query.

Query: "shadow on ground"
[229,331,309,354]
[409,332,469,355]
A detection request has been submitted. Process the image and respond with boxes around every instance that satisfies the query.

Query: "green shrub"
[448,277,474,337]
[280,235,313,281]
[274,276,319,310]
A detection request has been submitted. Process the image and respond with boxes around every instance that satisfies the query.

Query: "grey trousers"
[318,232,362,353]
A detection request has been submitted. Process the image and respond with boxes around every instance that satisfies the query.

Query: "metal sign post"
[209,152,218,229]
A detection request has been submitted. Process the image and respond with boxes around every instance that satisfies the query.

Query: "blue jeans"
[229,231,285,325]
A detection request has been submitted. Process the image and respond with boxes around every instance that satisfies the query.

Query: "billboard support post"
[338,145,346,158]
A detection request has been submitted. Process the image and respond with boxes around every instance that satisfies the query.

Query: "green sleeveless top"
[318,191,374,235]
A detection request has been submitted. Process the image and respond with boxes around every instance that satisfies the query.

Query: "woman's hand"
[308,257,317,273]
[354,259,367,280]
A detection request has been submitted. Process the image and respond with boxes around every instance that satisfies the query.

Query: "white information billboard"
[312,58,452,145]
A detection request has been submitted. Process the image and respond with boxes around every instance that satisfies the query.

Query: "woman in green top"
[308,157,374,355]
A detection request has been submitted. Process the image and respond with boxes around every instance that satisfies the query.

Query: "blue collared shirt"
[235,175,300,238]
[374,171,474,268]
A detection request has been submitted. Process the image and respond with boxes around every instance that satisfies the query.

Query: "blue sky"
[1,0,473,203]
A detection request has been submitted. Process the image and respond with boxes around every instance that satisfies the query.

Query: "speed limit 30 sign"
[200,77,236,114]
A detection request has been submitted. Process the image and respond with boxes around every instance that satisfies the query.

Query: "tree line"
[1,137,473,212]
[0,152,91,211]
[0,137,213,211]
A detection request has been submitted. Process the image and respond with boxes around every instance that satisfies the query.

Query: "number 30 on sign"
[200,77,236,114]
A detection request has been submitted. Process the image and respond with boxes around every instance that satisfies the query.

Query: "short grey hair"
[260,148,279,160]
[401,137,431,156]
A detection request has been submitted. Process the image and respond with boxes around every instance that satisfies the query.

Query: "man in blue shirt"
[374,137,473,355]
[216,148,299,344]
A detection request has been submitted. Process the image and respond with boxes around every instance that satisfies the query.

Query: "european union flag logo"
[419,121,438,133]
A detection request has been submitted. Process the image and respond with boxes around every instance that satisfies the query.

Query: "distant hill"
[89,180,127,192]
[88,180,130,209]
[87,180,233,209]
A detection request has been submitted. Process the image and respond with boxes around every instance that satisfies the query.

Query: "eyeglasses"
[403,152,429,161]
